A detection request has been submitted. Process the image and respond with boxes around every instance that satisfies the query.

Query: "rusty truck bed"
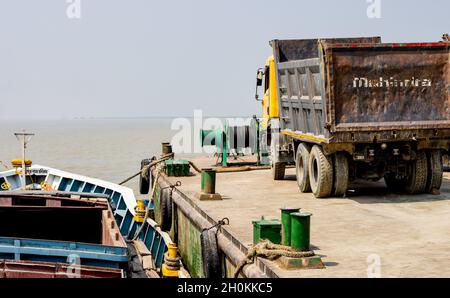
[273,38,450,143]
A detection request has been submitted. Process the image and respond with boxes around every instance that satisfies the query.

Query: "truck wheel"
[272,162,285,180]
[139,159,152,195]
[295,143,311,192]
[425,150,443,193]
[333,152,349,197]
[270,137,285,180]
[404,150,428,194]
[308,145,333,198]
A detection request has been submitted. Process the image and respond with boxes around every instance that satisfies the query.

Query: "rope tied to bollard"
[131,153,173,240]
[132,166,163,241]
[233,240,315,278]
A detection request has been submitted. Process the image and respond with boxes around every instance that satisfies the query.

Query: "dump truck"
[255,36,450,198]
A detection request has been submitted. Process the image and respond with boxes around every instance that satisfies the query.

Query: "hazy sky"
[0,0,448,119]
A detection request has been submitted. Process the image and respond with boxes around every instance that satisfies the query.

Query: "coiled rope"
[234,240,315,278]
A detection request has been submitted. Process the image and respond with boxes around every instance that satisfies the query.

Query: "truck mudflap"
[321,42,450,133]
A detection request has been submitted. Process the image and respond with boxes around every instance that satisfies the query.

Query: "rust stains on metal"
[0,192,109,208]
[0,260,123,278]
[322,42,450,132]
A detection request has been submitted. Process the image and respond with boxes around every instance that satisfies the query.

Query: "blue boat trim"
[0,237,128,268]
[0,165,172,275]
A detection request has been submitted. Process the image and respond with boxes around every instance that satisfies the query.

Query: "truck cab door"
[261,65,271,130]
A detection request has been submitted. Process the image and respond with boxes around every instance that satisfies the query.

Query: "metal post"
[280,208,300,246]
[290,212,312,251]
[162,142,172,155]
[14,131,34,190]
[221,131,227,167]
[254,116,261,166]
[201,168,216,194]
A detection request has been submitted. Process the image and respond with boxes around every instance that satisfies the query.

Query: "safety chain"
[202,217,230,235]
[119,153,174,186]
[161,181,182,199]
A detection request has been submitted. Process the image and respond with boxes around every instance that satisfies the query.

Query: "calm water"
[0,119,195,194]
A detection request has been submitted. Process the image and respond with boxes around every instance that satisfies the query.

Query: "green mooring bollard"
[290,212,312,251]
[280,208,300,246]
[201,168,216,194]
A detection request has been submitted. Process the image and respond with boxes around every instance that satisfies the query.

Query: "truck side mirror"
[256,69,263,86]
[255,68,264,101]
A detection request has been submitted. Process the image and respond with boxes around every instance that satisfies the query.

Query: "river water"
[0,118,197,194]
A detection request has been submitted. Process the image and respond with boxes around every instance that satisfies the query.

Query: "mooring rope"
[0,161,10,170]
[132,166,163,241]
[234,240,315,278]
[130,153,174,241]
[118,153,174,185]
[188,160,202,173]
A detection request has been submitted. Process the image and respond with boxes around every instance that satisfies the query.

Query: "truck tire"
[272,162,285,180]
[333,152,349,197]
[270,137,285,180]
[443,154,450,171]
[139,159,152,195]
[295,143,311,192]
[404,150,428,194]
[308,145,333,198]
[160,189,172,231]
[200,229,222,278]
[425,150,443,193]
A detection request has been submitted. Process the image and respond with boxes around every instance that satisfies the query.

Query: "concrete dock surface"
[166,155,450,278]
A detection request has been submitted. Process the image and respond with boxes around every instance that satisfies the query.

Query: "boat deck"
[0,192,128,277]
[165,155,450,278]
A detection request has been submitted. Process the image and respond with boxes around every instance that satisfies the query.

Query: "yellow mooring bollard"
[133,200,146,223]
[162,243,181,278]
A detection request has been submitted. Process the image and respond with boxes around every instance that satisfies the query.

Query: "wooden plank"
[46,199,61,207]
[142,255,155,270]
[102,209,126,247]
[0,198,12,207]
[133,240,152,256]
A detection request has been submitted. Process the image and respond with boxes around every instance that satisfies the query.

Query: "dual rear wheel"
[296,144,348,198]
[296,145,444,198]
[384,149,443,194]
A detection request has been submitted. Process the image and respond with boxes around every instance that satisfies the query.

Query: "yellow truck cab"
[255,54,292,180]
[259,56,279,131]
